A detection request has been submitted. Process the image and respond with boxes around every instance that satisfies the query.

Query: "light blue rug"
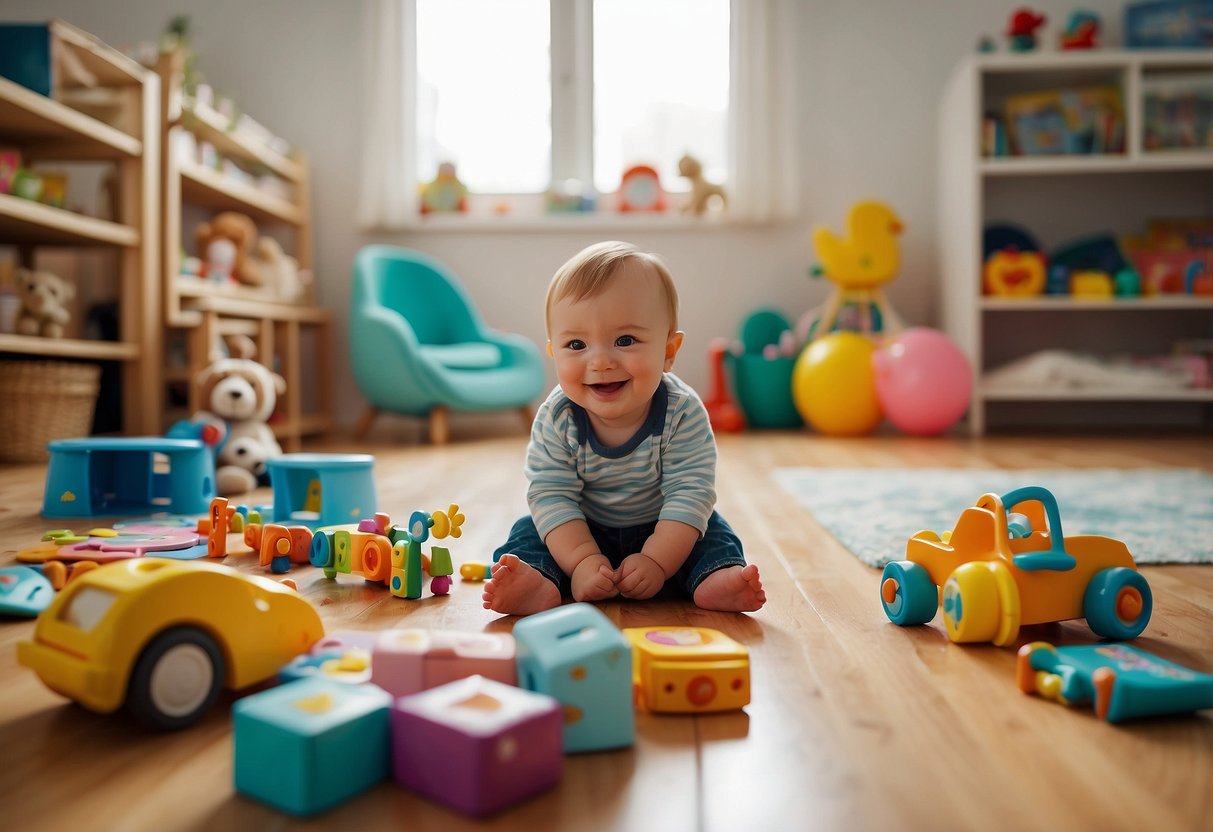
[772,468,1213,567]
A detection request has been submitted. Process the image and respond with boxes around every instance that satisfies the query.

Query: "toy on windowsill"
[617,164,666,213]
[678,154,726,216]
[625,627,750,713]
[420,161,468,215]
[17,558,324,730]
[1018,641,1213,722]
[15,267,74,338]
[880,485,1152,646]
[1006,7,1046,51]
[1060,10,1100,49]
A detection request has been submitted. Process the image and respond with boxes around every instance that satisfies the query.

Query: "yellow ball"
[792,332,883,436]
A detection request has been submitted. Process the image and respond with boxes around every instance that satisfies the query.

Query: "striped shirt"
[526,373,718,539]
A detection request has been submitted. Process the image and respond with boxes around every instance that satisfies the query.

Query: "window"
[413,0,731,199]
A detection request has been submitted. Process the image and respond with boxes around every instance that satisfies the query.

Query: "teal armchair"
[350,245,547,442]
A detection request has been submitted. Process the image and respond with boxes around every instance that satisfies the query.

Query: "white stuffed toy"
[16,268,75,338]
[193,340,286,496]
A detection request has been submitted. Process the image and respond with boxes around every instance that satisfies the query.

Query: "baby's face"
[548,261,683,437]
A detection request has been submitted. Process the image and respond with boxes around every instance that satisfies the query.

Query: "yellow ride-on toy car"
[879,486,1152,646]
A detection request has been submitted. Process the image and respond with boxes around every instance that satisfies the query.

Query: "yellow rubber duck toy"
[809,201,906,339]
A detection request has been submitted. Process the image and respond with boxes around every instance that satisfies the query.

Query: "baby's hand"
[616,553,666,600]
[571,554,618,602]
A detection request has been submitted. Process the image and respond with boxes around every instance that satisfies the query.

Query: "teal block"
[233,677,392,816]
[512,603,634,752]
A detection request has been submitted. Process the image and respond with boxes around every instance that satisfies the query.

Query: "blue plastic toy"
[512,603,634,753]
[43,437,215,518]
[233,677,392,816]
[266,453,377,528]
[1018,641,1213,723]
[0,565,55,617]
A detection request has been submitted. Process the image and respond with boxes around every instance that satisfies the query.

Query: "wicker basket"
[0,360,100,463]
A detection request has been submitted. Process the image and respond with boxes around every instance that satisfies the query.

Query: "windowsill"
[384,211,733,233]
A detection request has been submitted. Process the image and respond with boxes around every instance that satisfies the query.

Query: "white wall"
[2,0,1131,430]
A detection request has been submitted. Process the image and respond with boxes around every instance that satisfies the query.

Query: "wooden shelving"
[0,19,160,436]
[156,47,329,451]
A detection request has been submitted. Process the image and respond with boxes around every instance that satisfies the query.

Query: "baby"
[483,241,766,616]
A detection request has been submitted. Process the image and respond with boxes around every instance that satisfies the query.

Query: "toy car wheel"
[942,561,1019,645]
[879,561,938,625]
[1083,567,1152,640]
[126,627,225,731]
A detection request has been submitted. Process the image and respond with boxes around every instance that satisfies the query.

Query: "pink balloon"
[872,328,973,435]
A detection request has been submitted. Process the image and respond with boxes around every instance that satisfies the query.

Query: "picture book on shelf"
[1004,86,1125,156]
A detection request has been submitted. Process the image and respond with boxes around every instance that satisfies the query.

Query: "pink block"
[391,675,562,817]
[371,629,516,698]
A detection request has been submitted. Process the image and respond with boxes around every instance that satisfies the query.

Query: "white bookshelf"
[938,49,1213,434]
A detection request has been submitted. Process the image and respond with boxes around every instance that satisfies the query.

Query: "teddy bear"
[247,236,308,301]
[678,154,727,216]
[171,336,286,496]
[15,267,75,338]
[195,211,264,286]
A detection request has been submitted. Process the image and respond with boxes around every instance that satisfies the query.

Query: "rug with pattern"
[771,467,1213,567]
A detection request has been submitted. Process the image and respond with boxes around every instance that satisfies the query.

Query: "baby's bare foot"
[693,564,766,612]
[482,554,561,616]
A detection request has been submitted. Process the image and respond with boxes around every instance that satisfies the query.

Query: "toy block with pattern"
[309,529,391,583]
[371,628,516,698]
[233,677,392,816]
[512,602,634,752]
[624,626,751,712]
[390,675,563,817]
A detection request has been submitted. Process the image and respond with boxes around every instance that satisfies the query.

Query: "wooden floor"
[1,431,1211,832]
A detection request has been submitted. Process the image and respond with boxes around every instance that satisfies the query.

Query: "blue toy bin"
[730,354,802,429]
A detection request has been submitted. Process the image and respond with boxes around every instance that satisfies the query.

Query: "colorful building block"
[624,626,751,713]
[391,675,563,817]
[233,677,392,816]
[371,628,516,698]
[512,602,634,752]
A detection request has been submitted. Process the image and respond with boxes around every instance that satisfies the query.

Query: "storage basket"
[0,360,100,462]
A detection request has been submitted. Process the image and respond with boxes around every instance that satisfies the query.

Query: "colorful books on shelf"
[1004,86,1125,157]
[1142,72,1213,151]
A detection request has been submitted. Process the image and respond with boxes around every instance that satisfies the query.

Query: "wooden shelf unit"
[0,20,160,435]
[156,47,329,451]
[938,49,1213,434]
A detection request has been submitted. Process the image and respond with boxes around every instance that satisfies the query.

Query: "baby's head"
[544,242,685,432]
[545,241,679,340]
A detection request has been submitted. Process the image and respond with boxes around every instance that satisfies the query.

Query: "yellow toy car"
[18,559,324,729]
[879,486,1152,646]
[624,626,750,713]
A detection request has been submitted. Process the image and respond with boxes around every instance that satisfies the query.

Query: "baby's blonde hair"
[545,241,679,337]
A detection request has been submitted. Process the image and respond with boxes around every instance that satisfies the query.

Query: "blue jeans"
[492,511,746,599]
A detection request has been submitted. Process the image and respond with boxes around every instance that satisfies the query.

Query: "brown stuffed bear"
[195,211,265,286]
[15,267,75,338]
